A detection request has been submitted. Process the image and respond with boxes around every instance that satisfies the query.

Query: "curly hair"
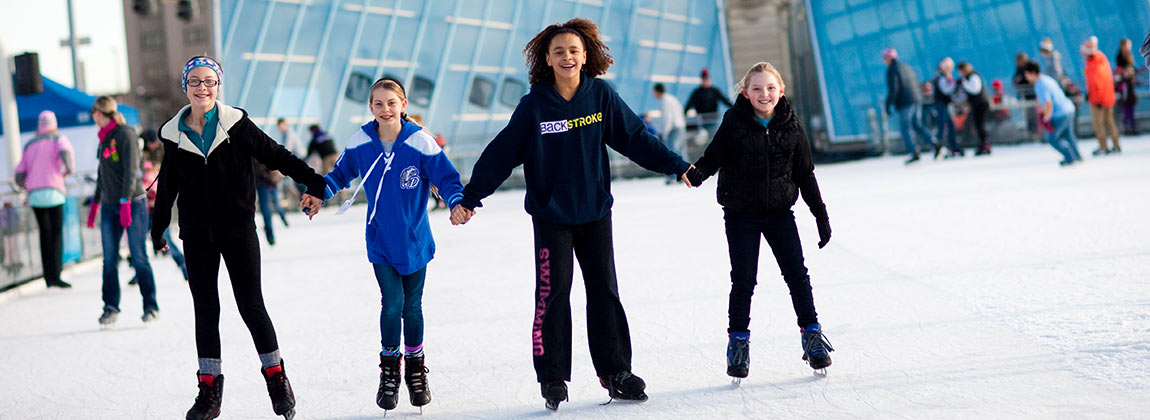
[524,18,613,85]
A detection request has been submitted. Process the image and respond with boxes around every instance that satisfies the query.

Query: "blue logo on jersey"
[399,166,420,190]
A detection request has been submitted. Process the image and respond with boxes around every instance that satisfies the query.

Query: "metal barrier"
[0,175,102,290]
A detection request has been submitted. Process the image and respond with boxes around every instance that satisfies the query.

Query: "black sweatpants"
[724,209,818,332]
[970,101,990,150]
[184,229,278,359]
[32,205,64,285]
[531,212,632,382]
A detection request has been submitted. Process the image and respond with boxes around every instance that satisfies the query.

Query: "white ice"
[2,138,1148,419]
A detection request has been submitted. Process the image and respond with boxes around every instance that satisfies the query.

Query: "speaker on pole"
[14,52,43,95]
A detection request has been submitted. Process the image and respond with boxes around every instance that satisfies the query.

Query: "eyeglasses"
[187,79,219,87]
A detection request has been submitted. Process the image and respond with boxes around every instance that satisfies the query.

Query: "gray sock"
[259,350,282,368]
[198,358,222,376]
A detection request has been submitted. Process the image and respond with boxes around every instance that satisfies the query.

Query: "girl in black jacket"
[151,56,326,420]
[686,62,835,379]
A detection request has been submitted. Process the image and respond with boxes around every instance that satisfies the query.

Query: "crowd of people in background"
[886,34,1148,166]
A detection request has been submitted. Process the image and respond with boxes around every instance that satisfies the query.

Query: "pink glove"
[87,203,99,229]
[119,201,132,228]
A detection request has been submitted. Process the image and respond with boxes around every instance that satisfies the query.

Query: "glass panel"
[500,77,527,107]
[410,76,435,107]
[469,76,495,108]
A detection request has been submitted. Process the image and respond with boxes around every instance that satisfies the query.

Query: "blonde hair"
[368,78,414,123]
[92,96,127,126]
[734,62,785,94]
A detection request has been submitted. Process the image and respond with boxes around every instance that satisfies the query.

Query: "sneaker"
[800,324,834,370]
[141,310,159,323]
[1111,146,1122,154]
[1092,148,1109,156]
[904,154,921,165]
[261,361,296,418]
[186,373,224,420]
[541,380,568,411]
[726,331,750,378]
[599,371,648,401]
[376,354,402,410]
[98,306,119,327]
[404,355,431,407]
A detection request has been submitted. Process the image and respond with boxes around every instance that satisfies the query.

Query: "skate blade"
[813,368,828,377]
[731,378,742,387]
[282,408,296,420]
[545,400,560,412]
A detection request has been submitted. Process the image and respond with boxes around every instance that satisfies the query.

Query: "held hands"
[682,165,703,188]
[450,204,475,226]
[300,194,323,219]
[816,217,832,249]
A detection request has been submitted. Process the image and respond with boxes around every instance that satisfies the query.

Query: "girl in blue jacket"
[323,77,463,413]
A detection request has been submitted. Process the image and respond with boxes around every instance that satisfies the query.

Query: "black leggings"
[531,212,632,382]
[184,229,278,358]
[724,209,818,332]
[32,206,64,285]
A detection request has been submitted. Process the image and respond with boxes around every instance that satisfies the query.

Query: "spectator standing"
[1081,36,1120,155]
[684,68,733,139]
[653,83,687,183]
[1115,38,1140,135]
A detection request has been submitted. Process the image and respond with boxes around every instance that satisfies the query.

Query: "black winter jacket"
[152,102,326,244]
[691,95,828,220]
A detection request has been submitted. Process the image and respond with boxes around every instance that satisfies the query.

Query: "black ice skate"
[404,355,431,410]
[261,360,296,419]
[376,354,402,411]
[726,331,750,379]
[599,371,648,403]
[801,324,835,373]
[98,306,119,329]
[541,380,568,411]
[186,373,223,420]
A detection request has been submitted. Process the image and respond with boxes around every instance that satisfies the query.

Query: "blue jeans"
[896,104,936,155]
[101,198,157,312]
[1046,116,1083,163]
[257,185,287,244]
[373,264,426,349]
[933,102,959,151]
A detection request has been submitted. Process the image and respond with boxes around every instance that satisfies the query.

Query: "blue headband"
[182,57,223,92]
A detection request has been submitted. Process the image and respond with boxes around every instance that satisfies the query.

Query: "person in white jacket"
[653,83,687,184]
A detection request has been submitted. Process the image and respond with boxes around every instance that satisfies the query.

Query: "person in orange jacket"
[1081,36,1120,155]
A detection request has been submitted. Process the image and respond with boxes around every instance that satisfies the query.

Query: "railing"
[0,174,102,290]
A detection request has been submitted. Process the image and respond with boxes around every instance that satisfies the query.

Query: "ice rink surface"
[2,137,1148,419]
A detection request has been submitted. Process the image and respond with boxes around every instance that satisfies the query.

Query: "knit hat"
[700,68,710,78]
[1039,38,1054,53]
[882,48,898,60]
[182,56,223,92]
[37,110,57,134]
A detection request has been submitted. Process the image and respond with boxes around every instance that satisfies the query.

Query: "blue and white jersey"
[325,119,463,275]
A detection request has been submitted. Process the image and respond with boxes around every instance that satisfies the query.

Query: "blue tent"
[1,76,139,133]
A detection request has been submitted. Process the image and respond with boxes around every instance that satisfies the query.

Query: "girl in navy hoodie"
[322,77,463,413]
[454,18,692,410]
[684,62,835,379]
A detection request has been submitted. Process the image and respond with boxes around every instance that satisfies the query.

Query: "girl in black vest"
[685,62,835,379]
[958,62,992,155]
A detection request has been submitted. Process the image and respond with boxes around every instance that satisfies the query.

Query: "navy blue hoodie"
[460,75,690,225]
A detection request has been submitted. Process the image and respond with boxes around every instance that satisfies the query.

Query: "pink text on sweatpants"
[532,248,551,356]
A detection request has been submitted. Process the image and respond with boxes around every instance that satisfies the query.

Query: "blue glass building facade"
[216,0,734,175]
[805,0,1150,143]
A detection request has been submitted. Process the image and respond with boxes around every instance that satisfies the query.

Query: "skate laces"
[193,379,219,409]
[264,369,290,401]
[802,329,835,358]
[407,366,429,393]
[727,338,750,367]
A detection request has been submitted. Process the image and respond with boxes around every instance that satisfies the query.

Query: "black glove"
[152,233,167,253]
[685,166,705,187]
[816,217,832,249]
